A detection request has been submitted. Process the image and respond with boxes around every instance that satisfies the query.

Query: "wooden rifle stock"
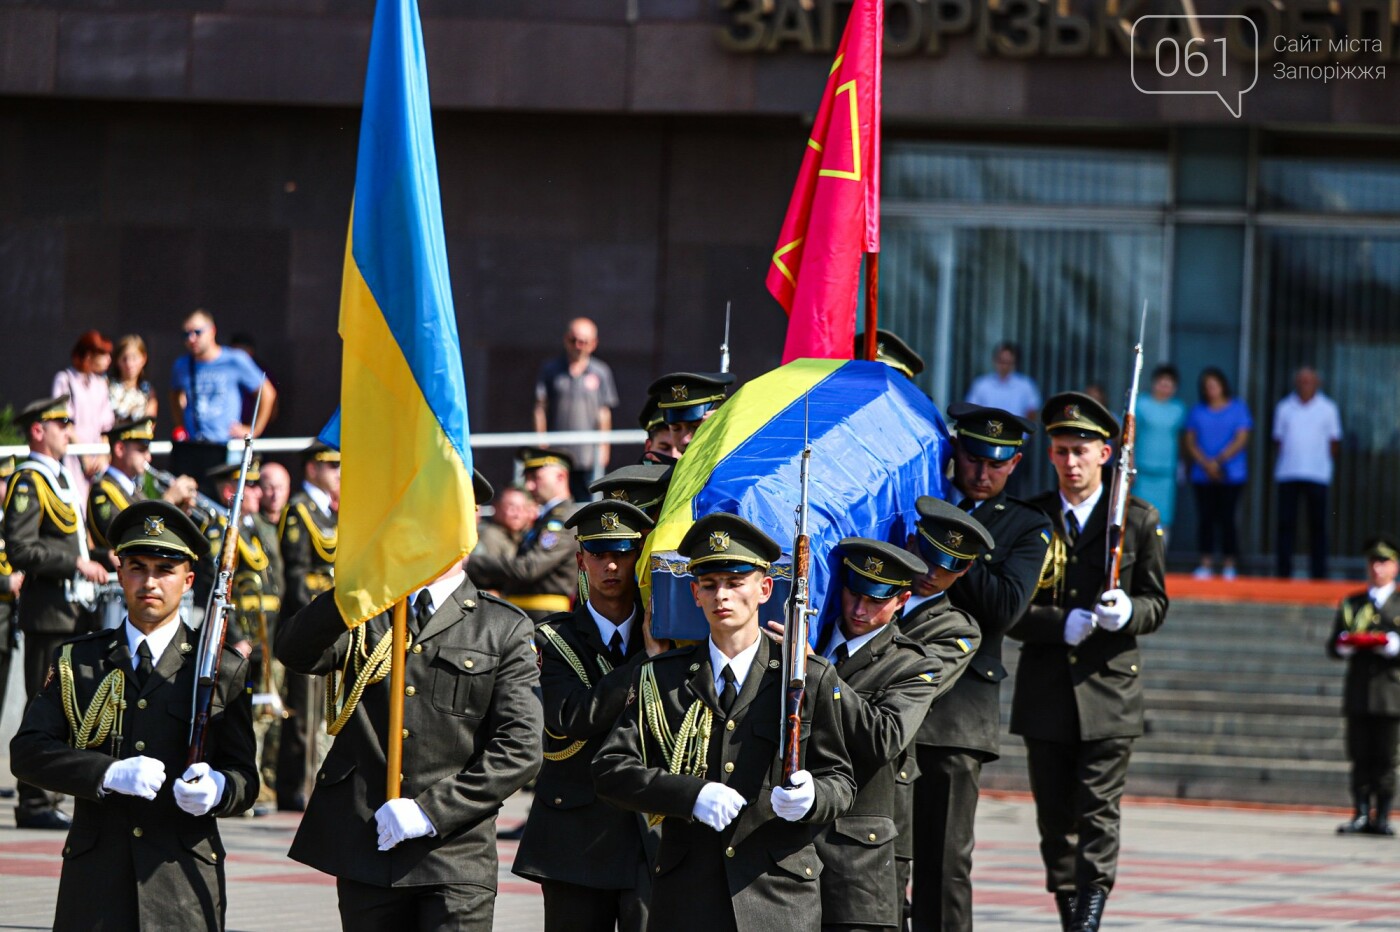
[781,533,810,786]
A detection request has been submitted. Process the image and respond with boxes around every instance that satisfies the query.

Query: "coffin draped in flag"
[766,0,882,364]
[330,0,476,627]
[643,359,950,642]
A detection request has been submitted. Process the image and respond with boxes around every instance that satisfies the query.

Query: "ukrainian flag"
[331,0,474,627]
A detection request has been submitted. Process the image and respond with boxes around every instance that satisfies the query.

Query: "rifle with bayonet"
[187,384,262,766]
[1104,303,1147,592]
[720,302,732,374]
[780,394,815,786]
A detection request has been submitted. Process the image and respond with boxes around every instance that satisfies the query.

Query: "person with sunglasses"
[4,395,112,829]
[169,309,277,448]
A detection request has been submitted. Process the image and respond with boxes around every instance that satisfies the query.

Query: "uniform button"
[723,762,735,773]
[725,847,735,858]
[412,644,423,654]
[136,699,147,710]
[318,772,326,782]
[804,867,813,876]
[899,771,908,779]
[1130,664,1139,673]
[655,865,662,874]
[134,741,145,751]
[983,553,992,561]
[402,729,411,739]
[867,833,877,842]
[726,720,736,732]
[210,852,218,862]
[986,670,995,678]
[1069,589,1078,598]
[464,600,476,609]
[554,797,563,805]
[405,686,416,697]
[464,659,474,669]
[132,827,143,838]
[1070,656,1078,665]
[63,846,70,856]
[1070,556,1078,564]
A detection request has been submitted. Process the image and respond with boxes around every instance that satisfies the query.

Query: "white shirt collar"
[29,451,64,476]
[585,601,636,652]
[824,623,885,662]
[1370,582,1396,607]
[105,466,137,497]
[124,618,183,672]
[1060,483,1105,530]
[709,634,762,694]
[411,573,465,621]
[302,481,332,518]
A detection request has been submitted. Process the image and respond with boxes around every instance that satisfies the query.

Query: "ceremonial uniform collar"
[709,634,762,693]
[123,617,182,671]
[105,466,138,497]
[1369,582,1396,607]
[410,572,466,626]
[903,592,945,616]
[823,623,883,662]
[302,481,333,519]
[1059,484,1104,530]
[585,600,636,651]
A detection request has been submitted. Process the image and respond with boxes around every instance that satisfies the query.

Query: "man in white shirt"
[965,342,1042,423]
[1273,366,1343,579]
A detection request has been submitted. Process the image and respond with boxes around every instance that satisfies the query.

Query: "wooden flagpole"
[385,599,408,799]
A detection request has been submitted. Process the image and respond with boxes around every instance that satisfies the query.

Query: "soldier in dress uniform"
[275,440,339,812]
[646,372,735,456]
[894,497,991,918]
[1008,392,1168,932]
[88,418,200,564]
[0,456,23,732]
[593,513,856,932]
[639,398,678,465]
[6,396,112,829]
[854,329,925,381]
[9,500,258,929]
[590,463,673,524]
[911,403,1051,932]
[806,538,938,931]
[468,446,579,622]
[515,500,667,931]
[274,471,543,932]
[1327,535,1400,836]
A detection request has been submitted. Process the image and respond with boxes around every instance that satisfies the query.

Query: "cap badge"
[672,384,689,402]
[1064,404,1080,421]
[709,531,731,553]
[601,512,620,531]
[987,420,1004,437]
[863,555,885,576]
[945,530,964,550]
[608,490,629,501]
[144,516,165,537]
[876,341,887,356]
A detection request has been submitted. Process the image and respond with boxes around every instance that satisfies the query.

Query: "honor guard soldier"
[639,398,678,464]
[1008,392,1168,932]
[274,471,543,932]
[590,463,673,524]
[911,403,1051,932]
[646,372,735,456]
[854,329,925,381]
[275,440,339,812]
[468,446,579,622]
[10,500,258,929]
[0,457,22,730]
[6,396,112,829]
[1328,535,1400,836]
[593,513,856,932]
[808,538,938,931]
[515,501,668,931]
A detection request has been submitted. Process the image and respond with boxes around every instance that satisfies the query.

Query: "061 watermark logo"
[1131,15,1259,119]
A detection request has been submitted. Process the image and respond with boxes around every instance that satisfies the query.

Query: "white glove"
[1094,589,1134,632]
[770,769,816,822]
[691,782,746,831]
[1384,632,1400,658]
[374,798,437,851]
[1064,608,1096,646]
[1335,638,1356,658]
[101,756,166,800]
[173,763,227,817]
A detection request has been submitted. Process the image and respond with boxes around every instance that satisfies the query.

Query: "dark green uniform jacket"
[468,498,579,619]
[515,602,652,889]
[816,623,937,928]
[274,579,543,888]
[4,458,84,636]
[592,635,856,932]
[198,513,284,644]
[278,489,336,618]
[1008,493,1169,742]
[1328,591,1400,716]
[936,491,1052,757]
[88,468,140,567]
[10,624,258,930]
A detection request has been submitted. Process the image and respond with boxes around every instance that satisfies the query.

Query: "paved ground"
[3,778,1400,930]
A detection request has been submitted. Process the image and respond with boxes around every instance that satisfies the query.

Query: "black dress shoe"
[16,809,71,830]
[1338,813,1372,834]
[1069,886,1108,932]
[1054,891,1077,931]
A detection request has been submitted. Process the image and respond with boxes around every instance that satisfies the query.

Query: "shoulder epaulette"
[478,590,531,620]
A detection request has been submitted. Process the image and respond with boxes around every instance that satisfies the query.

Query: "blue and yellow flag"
[331,0,474,627]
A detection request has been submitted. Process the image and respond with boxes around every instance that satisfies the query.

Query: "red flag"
[766,0,882,364]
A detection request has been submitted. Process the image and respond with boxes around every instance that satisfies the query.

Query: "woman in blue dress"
[1135,364,1188,545]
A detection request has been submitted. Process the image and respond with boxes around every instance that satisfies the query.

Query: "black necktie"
[607,630,626,668]
[719,665,738,714]
[57,470,70,491]
[413,590,433,631]
[135,640,154,687]
[960,498,977,513]
[1065,511,1081,545]
[832,642,850,665]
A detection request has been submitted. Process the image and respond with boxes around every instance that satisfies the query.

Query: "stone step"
[1144,710,1342,740]
[1135,734,1346,763]
[1138,653,1341,677]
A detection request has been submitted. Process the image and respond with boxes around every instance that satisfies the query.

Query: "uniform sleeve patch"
[832,685,842,700]
[1155,525,1165,537]
[1040,530,1051,545]
[918,671,937,683]
[540,532,559,550]
[956,637,972,653]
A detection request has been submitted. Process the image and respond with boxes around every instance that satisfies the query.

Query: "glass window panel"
[1259,158,1400,215]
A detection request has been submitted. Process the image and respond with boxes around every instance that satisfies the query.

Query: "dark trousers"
[1346,715,1400,799]
[911,747,981,932]
[336,878,495,932]
[18,632,67,818]
[1024,736,1133,894]
[542,878,647,932]
[276,671,320,807]
[1276,480,1329,579]
[1193,482,1243,560]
